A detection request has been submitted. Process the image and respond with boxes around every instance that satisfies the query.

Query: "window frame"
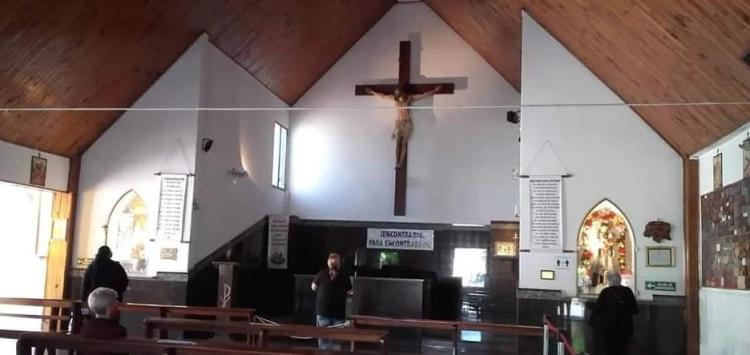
[271,122,289,190]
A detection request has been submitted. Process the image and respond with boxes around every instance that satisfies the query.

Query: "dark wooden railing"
[16,332,370,355]
[0,298,256,339]
[119,303,255,320]
[350,314,544,352]
[190,216,269,275]
[144,317,387,351]
[0,297,82,337]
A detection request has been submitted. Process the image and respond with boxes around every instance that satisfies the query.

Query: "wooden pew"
[119,303,256,339]
[0,298,82,337]
[16,332,379,355]
[15,332,310,355]
[143,317,387,351]
[456,320,544,337]
[350,315,459,350]
[350,315,545,352]
[119,303,255,320]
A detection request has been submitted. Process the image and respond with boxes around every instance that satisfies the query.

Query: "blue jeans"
[316,315,344,350]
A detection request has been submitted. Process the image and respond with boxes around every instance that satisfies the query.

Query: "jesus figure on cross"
[365,85,442,168]
[354,40,454,216]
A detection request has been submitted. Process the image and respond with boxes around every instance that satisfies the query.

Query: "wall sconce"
[227,168,248,184]
[739,133,750,151]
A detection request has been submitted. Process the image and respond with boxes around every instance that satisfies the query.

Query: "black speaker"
[201,138,214,152]
[506,110,520,124]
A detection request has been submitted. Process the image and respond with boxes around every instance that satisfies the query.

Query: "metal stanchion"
[557,339,565,355]
[543,322,549,355]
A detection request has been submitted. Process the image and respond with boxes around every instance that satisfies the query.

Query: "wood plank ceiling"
[425,0,750,156]
[0,0,748,157]
[0,0,394,157]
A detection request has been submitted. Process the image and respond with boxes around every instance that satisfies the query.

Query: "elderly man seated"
[80,287,127,339]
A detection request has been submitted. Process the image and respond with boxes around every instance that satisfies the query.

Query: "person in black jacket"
[311,252,351,350]
[590,271,639,355]
[82,246,129,303]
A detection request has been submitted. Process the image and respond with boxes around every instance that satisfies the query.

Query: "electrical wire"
[1,100,750,112]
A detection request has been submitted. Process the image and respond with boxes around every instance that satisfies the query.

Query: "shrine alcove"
[105,190,150,275]
[577,199,635,295]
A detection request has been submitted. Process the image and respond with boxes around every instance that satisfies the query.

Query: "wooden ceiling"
[0,0,394,157]
[206,0,396,105]
[0,0,748,157]
[425,0,750,155]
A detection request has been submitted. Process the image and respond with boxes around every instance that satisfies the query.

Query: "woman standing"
[590,272,638,355]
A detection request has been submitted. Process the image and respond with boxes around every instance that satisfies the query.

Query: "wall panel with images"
[701,176,750,290]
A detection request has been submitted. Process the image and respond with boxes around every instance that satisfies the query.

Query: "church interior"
[0,1,749,354]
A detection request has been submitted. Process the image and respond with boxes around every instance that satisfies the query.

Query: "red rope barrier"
[543,318,577,355]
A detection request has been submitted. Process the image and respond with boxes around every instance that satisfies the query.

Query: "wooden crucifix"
[355,41,454,216]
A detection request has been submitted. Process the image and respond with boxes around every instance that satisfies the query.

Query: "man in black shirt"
[82,246,129,303]
[311,252,351,350]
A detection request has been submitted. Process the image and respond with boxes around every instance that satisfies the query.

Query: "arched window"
[577,199,635,295]
[106,190,149,275]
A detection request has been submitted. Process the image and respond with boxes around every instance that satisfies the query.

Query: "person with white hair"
[80,287,127,340]
[589,271,638,355]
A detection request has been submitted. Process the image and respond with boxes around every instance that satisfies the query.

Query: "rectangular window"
[272,122,288,189]
[452,248,487,288]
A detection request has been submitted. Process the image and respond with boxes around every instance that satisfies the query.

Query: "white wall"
[518,13,685,298]
[289,2,520,224]
[188,41,290,267]
[696,124,750,355]
[0,140,69,191]
[74,36,205,274]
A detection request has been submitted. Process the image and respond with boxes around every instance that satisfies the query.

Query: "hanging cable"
[1,100,750,112]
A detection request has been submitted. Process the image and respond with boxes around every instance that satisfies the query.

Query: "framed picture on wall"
[647,246,675,267]
[741,136,750,178]
[713,153,722,190]
[30,155,47,187]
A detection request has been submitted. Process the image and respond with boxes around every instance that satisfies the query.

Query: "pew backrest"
[456,320,544,337]
[0,298,82,335]
[349,314,545,350]
[143,317,388,346]
[16,332,323,355]
[16,333,175,355]
[351,314,544,337]
[120,303,255,320]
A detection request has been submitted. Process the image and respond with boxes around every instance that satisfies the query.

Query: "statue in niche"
[106,190,150,275]
[577,200,634,295]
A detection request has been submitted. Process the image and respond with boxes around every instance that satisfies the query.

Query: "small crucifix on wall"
[355,41,455,216]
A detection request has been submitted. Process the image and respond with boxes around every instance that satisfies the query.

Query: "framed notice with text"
[646,246,675,267]
[267,215,289,269]
[156,174,188,242]
[529,176,563,252]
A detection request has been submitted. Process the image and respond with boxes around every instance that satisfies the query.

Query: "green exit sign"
[645,281,676,292]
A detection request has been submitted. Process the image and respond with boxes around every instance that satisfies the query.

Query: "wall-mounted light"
[227,168,248,184]
[739,133,750,151]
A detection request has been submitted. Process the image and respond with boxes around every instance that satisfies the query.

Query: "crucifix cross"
[355,41,455,216]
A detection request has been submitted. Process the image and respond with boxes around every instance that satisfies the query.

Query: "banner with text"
[267,215,289,269]
[530,176,563,252]
[156,174,188,242]
[367,228,434,251]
